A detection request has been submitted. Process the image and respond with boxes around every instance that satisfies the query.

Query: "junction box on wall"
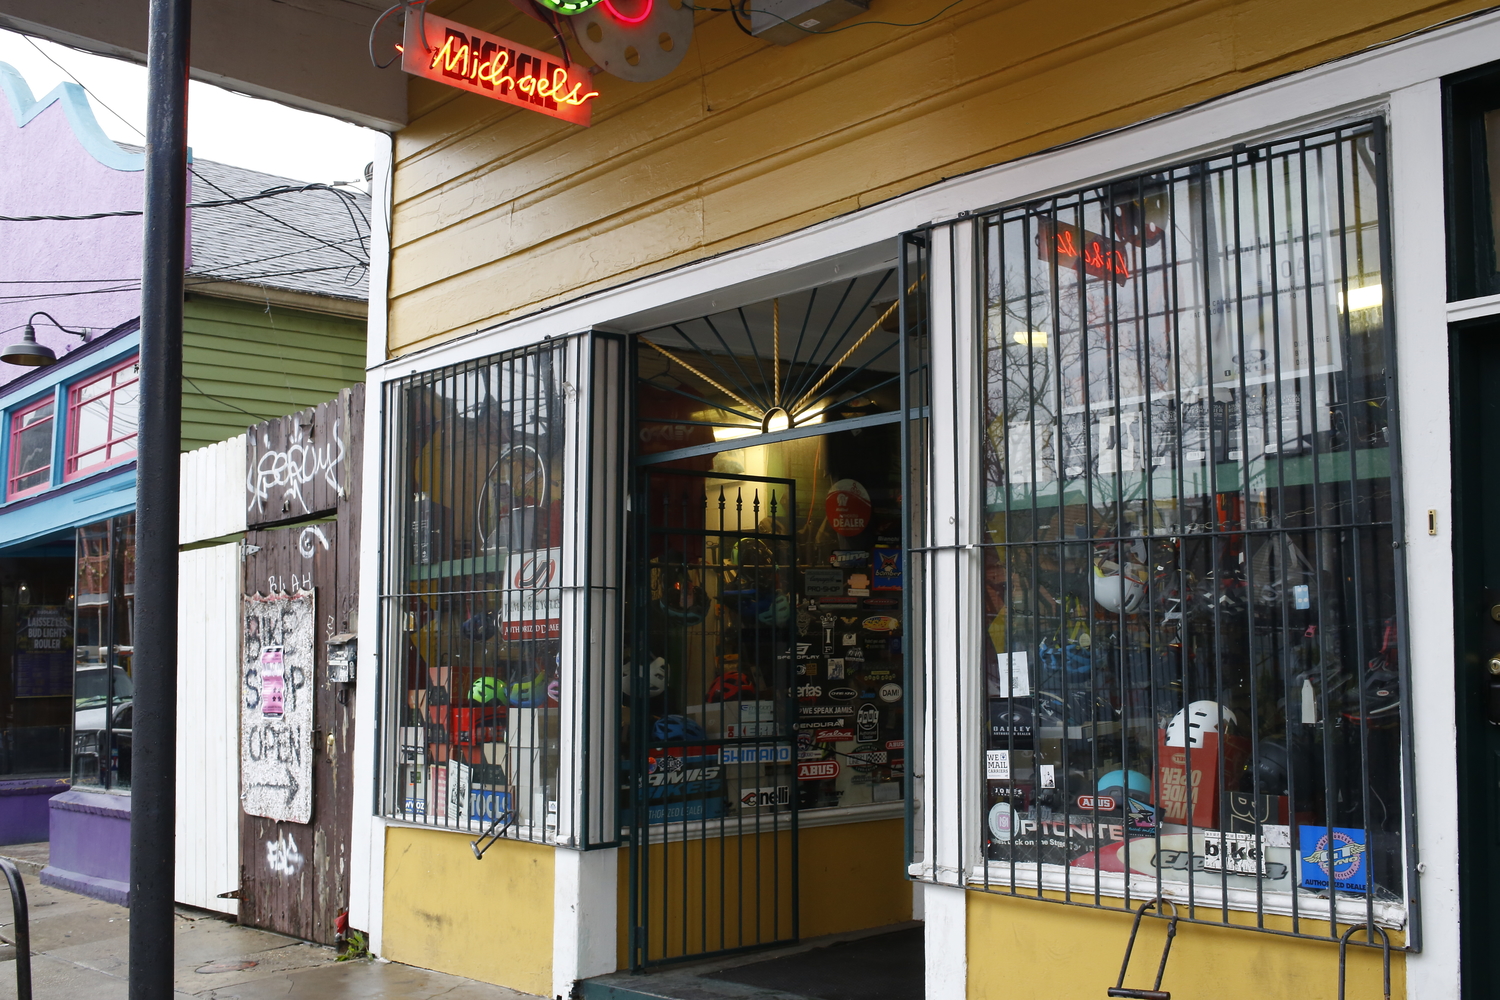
[749,0,869,44]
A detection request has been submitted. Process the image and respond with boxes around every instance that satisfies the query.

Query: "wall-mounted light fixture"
[1,312,92,367]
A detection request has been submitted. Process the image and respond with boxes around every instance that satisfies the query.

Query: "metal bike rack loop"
[0,858,33,1000]
[1338,923,1392,1000]
[1108,899,1180,1000]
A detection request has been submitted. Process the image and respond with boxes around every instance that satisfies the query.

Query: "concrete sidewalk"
[0,843,536,1000]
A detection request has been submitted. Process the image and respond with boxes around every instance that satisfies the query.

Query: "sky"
[0,27,379,185]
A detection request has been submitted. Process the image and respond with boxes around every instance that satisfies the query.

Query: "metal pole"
[130,0,189,996]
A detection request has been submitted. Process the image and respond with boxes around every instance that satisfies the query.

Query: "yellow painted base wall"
[801,817,911,939]
[382,828,555,997]
[617,816,911,967]
[966,890,1404,1000]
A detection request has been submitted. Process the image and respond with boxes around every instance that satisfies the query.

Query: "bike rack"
[1338,923,1392,1000]
[0,858,32,1000]
[1107,899,1180,1000]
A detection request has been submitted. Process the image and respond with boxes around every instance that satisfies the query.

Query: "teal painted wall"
[181,294,366,452]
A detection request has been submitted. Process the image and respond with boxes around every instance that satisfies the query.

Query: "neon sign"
[401,12,599,127]
[1035,218,1131,285]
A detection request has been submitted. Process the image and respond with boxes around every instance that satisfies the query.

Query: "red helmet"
[706,670,757,703]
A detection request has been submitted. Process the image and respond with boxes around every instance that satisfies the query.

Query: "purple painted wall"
[0,777,68,845]
[40,788,131,906]
[0,64,190,391]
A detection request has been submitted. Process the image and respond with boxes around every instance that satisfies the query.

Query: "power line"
[14,36,371,266]
[0,183,366,222]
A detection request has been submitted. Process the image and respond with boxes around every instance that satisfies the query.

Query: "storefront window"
[383,342,573,842]
[7,397,55,498]
[67,357,139,478]
[976,121,1407,931]
[72,513,134,791]
[1,558,74,777]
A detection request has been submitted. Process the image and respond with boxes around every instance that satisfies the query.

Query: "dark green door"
[1454,322,1500,1000]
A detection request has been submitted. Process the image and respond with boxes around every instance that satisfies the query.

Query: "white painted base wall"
[553,847,620,998]
[924,885,966,1000]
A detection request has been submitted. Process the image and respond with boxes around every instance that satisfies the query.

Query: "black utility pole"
[131,0,189,995]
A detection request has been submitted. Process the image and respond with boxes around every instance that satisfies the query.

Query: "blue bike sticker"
[1298,825,1369,892]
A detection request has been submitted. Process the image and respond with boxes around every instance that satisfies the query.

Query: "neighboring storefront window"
[7,397,55,499]
[72,513,134,791]
[383,342,574,842]
[67,357,139,478]
[0,559,74,777]
[975,121,1407,933]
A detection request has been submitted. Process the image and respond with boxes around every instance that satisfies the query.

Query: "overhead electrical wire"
[0,183,369,223]
[16,36,372,268]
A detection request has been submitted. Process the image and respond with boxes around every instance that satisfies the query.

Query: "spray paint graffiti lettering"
[298,524,331,559]
[265,832,304,876]
[247,418,346,518]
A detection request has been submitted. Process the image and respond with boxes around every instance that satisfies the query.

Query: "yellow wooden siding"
[181,294,366,452]
[389,0,1488,356]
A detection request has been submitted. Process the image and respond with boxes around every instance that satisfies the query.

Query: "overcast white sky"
[0,27,379,185]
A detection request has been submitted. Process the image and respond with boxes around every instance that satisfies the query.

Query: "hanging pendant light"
[1,322,58,367]
[2,312,92,367]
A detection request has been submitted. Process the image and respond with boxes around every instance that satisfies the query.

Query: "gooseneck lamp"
[1,311,92,367]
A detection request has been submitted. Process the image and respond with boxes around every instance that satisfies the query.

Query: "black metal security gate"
[627,469,799,968]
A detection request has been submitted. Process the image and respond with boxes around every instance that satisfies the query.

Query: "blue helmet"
[1097,769,1153,800]
[652,714,706,743]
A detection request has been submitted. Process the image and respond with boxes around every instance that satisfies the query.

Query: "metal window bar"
[905,119,1413,949]
[377,334,624,848]
[626,468,800,969]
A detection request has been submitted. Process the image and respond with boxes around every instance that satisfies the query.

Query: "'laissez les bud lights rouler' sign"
[402,12,599,126]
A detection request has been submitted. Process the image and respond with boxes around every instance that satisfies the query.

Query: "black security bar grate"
[912,119,1416,948]
[379,333,626,848]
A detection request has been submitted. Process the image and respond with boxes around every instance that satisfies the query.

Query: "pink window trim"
[6,395,56,501]
[65,355,139,481]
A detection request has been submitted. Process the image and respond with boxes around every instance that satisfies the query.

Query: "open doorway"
[617,263,923,990]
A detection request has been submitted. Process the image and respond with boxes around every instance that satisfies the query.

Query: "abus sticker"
[862,616,899,632]
[828,686,857,702]
[1076,794,1117,812]
[798,760,840,781]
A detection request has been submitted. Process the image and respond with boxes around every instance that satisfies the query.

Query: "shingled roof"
[185,156,371,303]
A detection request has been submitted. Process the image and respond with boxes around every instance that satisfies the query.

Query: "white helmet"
[623,655,671,698]
[1165,701,1237,748]
[1093,562,1147,614]
[648,656,669,697]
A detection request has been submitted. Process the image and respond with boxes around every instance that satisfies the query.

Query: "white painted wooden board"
[180,434,247,545]
[175,543,242,914]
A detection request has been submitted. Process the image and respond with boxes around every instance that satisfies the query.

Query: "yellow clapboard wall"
[390,0,1487,356]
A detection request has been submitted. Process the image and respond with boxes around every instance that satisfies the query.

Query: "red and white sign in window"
[67,357,139,478]
[7,397,55,498]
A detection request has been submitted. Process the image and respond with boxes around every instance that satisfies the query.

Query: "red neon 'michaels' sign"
[1035,218,1131,285]
[401,12,599,127]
